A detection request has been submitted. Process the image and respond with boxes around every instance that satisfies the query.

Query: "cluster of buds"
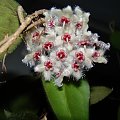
[22,6,110,87]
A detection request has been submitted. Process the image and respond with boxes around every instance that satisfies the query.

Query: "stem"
[0,6,46,54]
[0,34,9,47]
[116,51,120,69]
[2,53,7,73]
[25,18,45,31]
[17,6,25,24]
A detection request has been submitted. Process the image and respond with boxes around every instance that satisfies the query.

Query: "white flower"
[34,56,53,81]
[62,64,82,80]
[54,76,64,87]
[91,50,107,64]
[22,6,110,87]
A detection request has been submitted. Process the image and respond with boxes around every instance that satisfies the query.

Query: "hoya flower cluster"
[22,6,110,87]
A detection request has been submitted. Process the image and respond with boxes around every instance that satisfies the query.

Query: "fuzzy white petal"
[71,35,79,42]
[43,11,50,19]
[54,61,62,68]
[54,76,63,87]
[64,43,73,51]
[90,33,99,42]
[29,60,35,67]
[45,29,55,35]
[65,56,73,63]
[62,67,72,77]
[85,48,95,58]
[55,26,63,35]
[98,49,105,56]
[26,44,32,51]
[72,71,82,80]
[84,57,93,69]
[57,46,67,51]
[84,31,92,36]
[44,71,51,81]
[77,48,85,54]
[53,67,60,73]
[72,15,79,22]
[50,51,56,59]
[22,53,33,64]
[46,34,56,41]
[41,55,48,63]
[69,50,76,56]
[82,24,89,33]
[34,64,44,72]
[74,6,83,16]
[51,8,63,17]
[83,12,90,23]
[63,6,73,17]
[93,57,107,64]
[54,36,63,46]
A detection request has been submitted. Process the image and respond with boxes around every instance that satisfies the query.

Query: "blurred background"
[0,0,120,120]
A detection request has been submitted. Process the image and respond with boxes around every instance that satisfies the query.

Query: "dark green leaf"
[42,79,90,120]
[9,95,38,113]
[0,109,7,120]
[110,31,120,50]
[90,86,113,105]
[4,109,12,118]
[0,0,21,60]
[118,104,120,120]
[8,111,38,120]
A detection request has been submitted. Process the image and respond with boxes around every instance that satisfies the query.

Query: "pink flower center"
[77,40,90,46]
[75,22,83,29]
[55,72,61,78]
[43,41,54,50]
[44,60,53,71]
[72,62,80,72]
[48,20,55,28]
[60,16,70,24]
[92,51,100,58]
[32,32,40,43]
[32,32,40,37]
[62,33,71,42]
[75,51,85,62]
[56,50,67,61]
[33,51,41,61]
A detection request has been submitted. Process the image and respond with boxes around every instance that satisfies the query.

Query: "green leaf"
[7,111,38,120]
[4,109,12,118]
[0,109,7,120]
[118,104,120,120]
[90,86,113,105]
[42,79,90,120]
[110,31,120,50]
[0,0,21,60]
[9,95,39,113]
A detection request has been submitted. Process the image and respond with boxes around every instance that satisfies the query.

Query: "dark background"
[0,0,120,120]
